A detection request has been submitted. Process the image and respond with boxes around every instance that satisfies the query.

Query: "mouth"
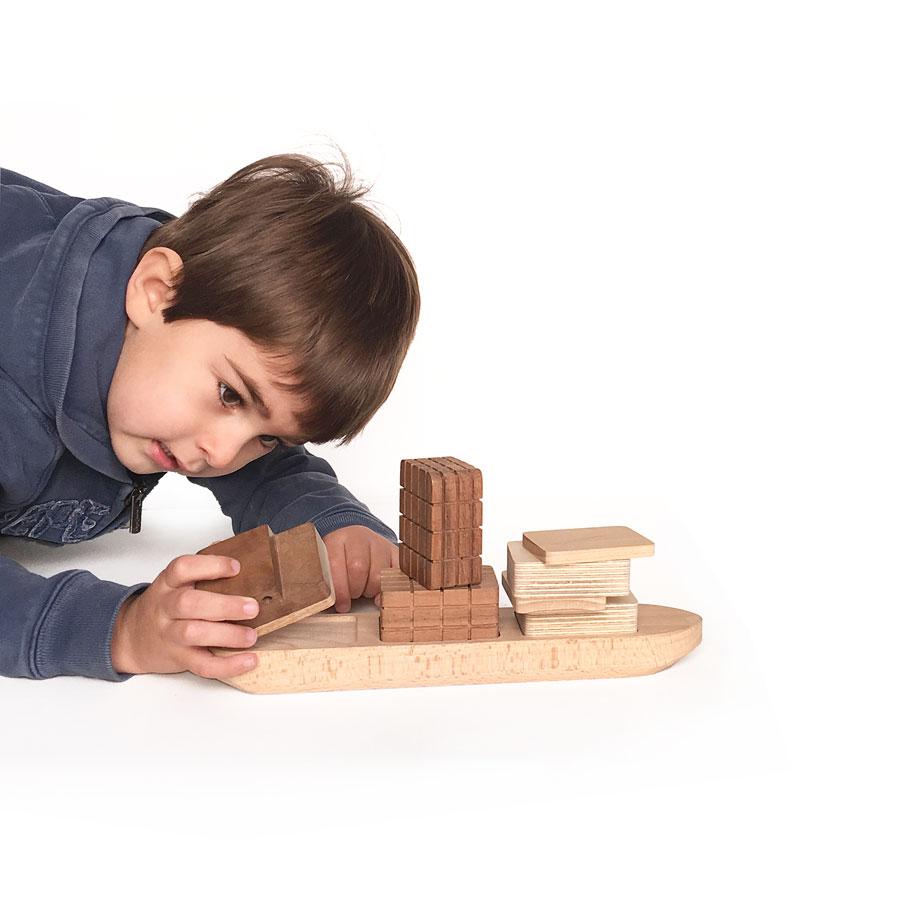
[151,439,182,472]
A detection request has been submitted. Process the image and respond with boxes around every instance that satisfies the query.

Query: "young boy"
[0,154,419,684]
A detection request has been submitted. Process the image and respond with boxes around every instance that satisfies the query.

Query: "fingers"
[168,618,258,652]
[165,554,240,590]
[185,648,258,681]
[165,588,259,623]
[328,541,352,613]
[347,541,374,601]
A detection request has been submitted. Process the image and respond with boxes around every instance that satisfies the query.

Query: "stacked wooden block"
[380,567,500,642]
[501,526,654,636]
[380,457,499,642]
[398,457,483,589]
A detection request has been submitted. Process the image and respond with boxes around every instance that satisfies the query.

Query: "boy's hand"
[110,555,259,679]
[322,525,400,613]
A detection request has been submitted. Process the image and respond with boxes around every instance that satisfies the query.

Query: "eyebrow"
[223,354,306,445]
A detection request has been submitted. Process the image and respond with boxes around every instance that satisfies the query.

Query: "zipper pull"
[128,478,150,533]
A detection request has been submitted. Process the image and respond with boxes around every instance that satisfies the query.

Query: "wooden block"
[399,457,483,504]
[507,542,629,598]
[470,624,499,640]
[442,606,469,626]
[442,585,470,606]
[380,627,413,643]
[399,517,483,561]
[196,522,334,637]
[212,603,703,692]
[501,570,608,613]
[412,626,442,642]
[521,526,654,565]
[441,625,470,641]
[380,607,414,628]
[413,606,441,627]
[441,456,483,500]
[471,605,499,626]
[471,567,499,606]
[401,544,482,589]
[380,566,414,608]
[412,584,442,607]
[515,593,639,637]
[400,490,483,531]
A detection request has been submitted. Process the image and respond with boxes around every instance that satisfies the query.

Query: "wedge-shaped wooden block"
[197,522,334,637]
[522,526,654,565]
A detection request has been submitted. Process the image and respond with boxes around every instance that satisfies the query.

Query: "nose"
[196,425,252,471]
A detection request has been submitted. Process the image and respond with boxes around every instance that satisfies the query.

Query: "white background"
[1,1,897,895]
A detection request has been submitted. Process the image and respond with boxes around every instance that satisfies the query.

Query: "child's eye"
[218,381,283,450]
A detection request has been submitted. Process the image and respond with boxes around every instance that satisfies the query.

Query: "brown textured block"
[438,457,483,501]
[413,606,441,627]
[412,626,442,642]
[381,607,414,628]
[400,490,483,531]
[412,585,442,607]
[403,543,461,589]
[442,605,469,626]
[470,624,499,640]
[471,567,499,606]
[399,458,483,504]
[471,605,500,626]
[399,517,483,561]
[442,585,470,606]
[441,625,470,641]
[380,566,414,608]
[197,522,333,637]
[380,627,413,643]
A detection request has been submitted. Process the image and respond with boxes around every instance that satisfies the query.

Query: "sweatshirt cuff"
[268,505,397,544]
[34,571,150,682]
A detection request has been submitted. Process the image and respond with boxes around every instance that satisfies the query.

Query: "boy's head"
[106,152,419,477]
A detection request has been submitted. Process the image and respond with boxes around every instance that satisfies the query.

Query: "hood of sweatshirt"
[0,169,176,485]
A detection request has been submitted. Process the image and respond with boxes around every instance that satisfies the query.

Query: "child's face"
[107,247,308,477]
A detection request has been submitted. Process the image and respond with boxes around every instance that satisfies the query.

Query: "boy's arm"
[187,444,397,542]
[0,552,148,681]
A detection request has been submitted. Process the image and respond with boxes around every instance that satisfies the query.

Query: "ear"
[124,247,184,326]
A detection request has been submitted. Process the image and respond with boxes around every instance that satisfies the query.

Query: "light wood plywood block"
[211,603,702,693]
[515,594,639,637]
[507,542,629,598]
[502,570,608,613]
[522,526,654,565]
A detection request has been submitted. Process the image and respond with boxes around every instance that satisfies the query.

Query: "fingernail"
[231,560,240,574]
[243,656,256,669]
[243,601,258,616]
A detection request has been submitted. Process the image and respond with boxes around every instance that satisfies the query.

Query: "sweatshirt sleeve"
[0,551,149,681]
[188,444,398,543]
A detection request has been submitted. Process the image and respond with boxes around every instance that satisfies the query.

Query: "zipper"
[127,476,155,533]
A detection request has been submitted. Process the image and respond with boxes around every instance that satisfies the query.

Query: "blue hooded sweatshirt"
[0,167,397,682]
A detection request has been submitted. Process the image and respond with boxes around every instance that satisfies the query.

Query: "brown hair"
[138,150,420,446]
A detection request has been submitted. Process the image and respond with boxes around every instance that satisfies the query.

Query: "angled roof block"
[196,522,334,637]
